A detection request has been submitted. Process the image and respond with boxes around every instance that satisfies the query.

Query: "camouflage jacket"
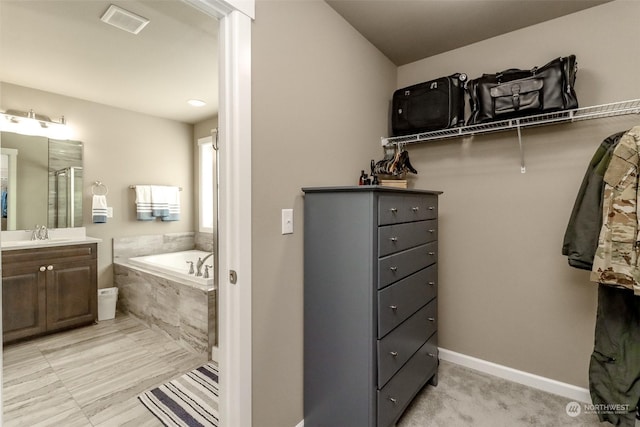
[591,126,640,295]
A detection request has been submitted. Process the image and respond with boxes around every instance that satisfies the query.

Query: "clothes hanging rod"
[129,185,182,191]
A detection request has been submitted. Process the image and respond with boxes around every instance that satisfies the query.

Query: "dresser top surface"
[302,186,443,195]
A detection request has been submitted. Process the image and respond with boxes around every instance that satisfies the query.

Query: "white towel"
[150,185,170,218]
[162,186,181,221]
[135,185,153,221]
[92,195,108,223]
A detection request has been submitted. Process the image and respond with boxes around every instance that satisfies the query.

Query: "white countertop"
[1,227,102,251]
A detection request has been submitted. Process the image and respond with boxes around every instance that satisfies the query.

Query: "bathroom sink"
[1,227,102,250]
[2,238,74,248]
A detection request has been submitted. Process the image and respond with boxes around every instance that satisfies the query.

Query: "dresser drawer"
[378,220,437,257]
[378,194,438,225]
[378,242,437,289]
[377,299,437,387]
[377,335,438,427]
[378,264,437,338]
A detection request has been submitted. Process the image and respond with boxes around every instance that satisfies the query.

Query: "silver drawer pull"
[39,266,46,272]
[47,265,54,271]
[428,352,436,358]
[389,397,397,404]
[428,229,435,233]
[428,281,435,286]
[428,317,435,322]
[389,237,398,242]
[390,351,398,357]
[389,305,398,310]
[428,206,435,210]
[428,251,436,256]
[389,208,398,213]
[412,206,420,212]
[390,266,398,272]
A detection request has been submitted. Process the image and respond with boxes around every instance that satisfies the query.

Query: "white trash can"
[98,287,118,321]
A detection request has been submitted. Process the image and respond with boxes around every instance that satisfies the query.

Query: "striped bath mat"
[139,362,219,427]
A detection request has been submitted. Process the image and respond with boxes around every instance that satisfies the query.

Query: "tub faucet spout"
[196,253,214,276]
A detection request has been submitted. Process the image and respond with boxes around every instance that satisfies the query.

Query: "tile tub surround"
[195,231,215,252]
[112,232,197,261]
[112,233,216,356]
[114,263,215,355]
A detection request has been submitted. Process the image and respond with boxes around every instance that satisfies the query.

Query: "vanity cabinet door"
[2,243,98,344]
[2,263,47,342]
[46,258,98,332]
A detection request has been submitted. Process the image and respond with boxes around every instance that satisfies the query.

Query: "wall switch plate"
[282,208,293,234]
[107,207,113,218]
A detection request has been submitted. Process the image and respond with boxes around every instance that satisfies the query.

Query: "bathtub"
[128,249,214,290]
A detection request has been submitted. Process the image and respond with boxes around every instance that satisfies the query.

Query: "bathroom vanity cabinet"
[2,243,97,343]
[303,186,442,427]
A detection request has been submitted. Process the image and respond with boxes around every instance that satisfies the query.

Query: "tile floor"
[2,313,209,427]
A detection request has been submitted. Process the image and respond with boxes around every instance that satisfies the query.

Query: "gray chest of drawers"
[303,186,442,427]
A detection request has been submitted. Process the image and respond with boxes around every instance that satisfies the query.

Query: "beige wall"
[252,0,640,425]
[1,82,195,288]
[397,0,640,389]
[251,1,396,425]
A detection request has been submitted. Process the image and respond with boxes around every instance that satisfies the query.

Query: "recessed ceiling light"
[188,99,207,107]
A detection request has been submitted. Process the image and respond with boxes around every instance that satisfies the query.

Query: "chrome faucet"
[196,253,214,276]
[31,225,49,241]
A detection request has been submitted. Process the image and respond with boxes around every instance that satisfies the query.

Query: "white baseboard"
[294,348,592,427]
[438,348,592,404]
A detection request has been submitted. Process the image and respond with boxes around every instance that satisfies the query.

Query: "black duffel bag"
[466,55,578,125]
[391,73,467,136]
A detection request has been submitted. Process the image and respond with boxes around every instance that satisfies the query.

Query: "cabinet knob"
[389,266,398,272]
[390,351,398,357]
[389,208,398,213]
[389,237,398,242]
[39,266,46,272]
[428,252,435,256]
[428,317,435,322]
[428,352,436,358]
[47,265,54,271]
[412,206,420,212]
[428,206,435,210]
[428,229,435,233]
[428,281,435,286]
[389,305,398,311]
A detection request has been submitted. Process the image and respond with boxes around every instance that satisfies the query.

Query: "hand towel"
[92,195,108,223]
[161,186,181,221]
[135,185,154,221]
[150,185,170,218]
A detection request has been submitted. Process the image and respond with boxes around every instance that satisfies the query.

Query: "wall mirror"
[0,131,83,231]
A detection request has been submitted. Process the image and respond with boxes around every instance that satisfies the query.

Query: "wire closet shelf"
[382,98,640,147]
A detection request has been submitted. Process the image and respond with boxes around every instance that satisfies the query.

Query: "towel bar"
[129,185,182,191]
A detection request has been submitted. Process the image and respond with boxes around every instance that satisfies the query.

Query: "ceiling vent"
[100,4,149,35]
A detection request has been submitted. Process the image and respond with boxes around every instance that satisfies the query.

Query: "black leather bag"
[466,55,578,125]
[391,73,467,136]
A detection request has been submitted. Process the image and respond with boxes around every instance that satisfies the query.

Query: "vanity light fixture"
[0,109,72,140]
[187,99,207,107]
